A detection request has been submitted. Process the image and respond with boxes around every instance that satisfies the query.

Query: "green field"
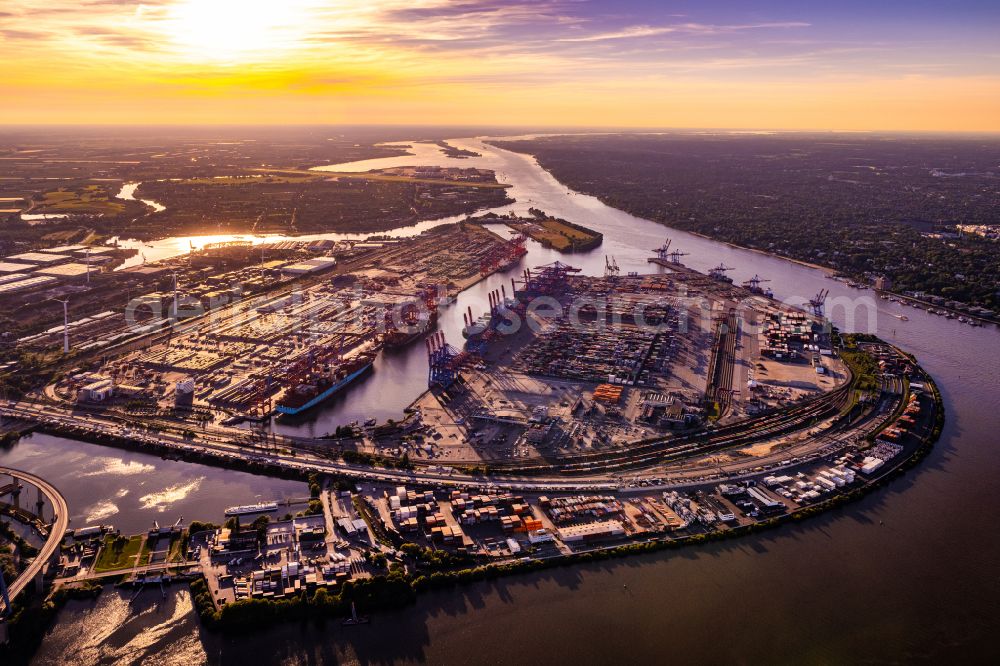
[35,185,124,216]
[253,167,511,189]
[94,534,145,572]
[511,218,602,252]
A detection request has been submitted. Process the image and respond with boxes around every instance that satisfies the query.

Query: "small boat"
[343,602,369,626]
[364,417,377,427]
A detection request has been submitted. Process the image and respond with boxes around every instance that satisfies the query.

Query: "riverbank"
[0,580,104,664]
[116,165,512,242]
[488,134,1000,315]
[199,370,942,633]
[874,289,999,327]
[684,229,837,276]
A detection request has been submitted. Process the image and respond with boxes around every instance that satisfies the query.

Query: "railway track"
[704,311,739,414]
[460,378,856,476]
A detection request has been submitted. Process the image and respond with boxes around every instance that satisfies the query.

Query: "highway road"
[2,401,623,492]
[61,560,200,586]
[0,467,69,616]
[1,370,879,498]
[0,336,902,502]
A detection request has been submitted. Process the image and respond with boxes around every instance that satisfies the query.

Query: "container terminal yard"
[41,222,527,420]
[0,227,942,631]
[1,334,940,626]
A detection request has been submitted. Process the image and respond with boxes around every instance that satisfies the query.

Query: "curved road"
[0,467,68,615]
[2,370,874,495]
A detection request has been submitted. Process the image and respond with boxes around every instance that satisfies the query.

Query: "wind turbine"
[171,271,179,320]
[50,298,70,353]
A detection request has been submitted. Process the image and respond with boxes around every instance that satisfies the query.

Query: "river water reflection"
[24,136,1000,663]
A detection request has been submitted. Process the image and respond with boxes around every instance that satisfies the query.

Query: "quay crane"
[426,331,470,389]
[463,286,525,356]
[238,330,351,420]
[604,255,620,279]
[667,249,689,265]
[479,233,527,276]
[809,289,829,318]
[513,261,581,300]
[655,239,672,261]
[708,263,734,283]
[743,274,774,298]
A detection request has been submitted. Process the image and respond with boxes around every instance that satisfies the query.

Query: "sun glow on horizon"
[163,0,322,64]
[0,1,998,129]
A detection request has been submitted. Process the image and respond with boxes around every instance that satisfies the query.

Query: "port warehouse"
[10,238,358,351]
[9,243,357,354]
[42,224,526,418]
[0,246,111,296]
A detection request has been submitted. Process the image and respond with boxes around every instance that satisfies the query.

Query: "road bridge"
[60,560,200,586]
[0,467,69,618]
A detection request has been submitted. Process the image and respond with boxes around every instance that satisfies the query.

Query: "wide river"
[15,137,1000,663]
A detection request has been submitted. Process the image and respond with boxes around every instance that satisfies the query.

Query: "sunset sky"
[2,0,999,130]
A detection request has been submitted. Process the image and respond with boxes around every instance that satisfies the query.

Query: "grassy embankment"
[251,168,511,189]
[32,185,124,216]
[509,218,602,252]
[93,534,147,573]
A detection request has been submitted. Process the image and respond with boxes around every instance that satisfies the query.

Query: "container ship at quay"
[275,352,376,416]
[379,285,442,349]
[462,287,518,342]
[384,308,438,349]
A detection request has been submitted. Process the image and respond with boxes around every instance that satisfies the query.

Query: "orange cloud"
[0,1,997,130]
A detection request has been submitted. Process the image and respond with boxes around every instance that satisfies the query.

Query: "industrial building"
[557,520,626,543]
[6,252,71,265]
[77,378,114,403]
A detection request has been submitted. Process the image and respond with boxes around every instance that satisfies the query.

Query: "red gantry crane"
[809,289,829,318]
